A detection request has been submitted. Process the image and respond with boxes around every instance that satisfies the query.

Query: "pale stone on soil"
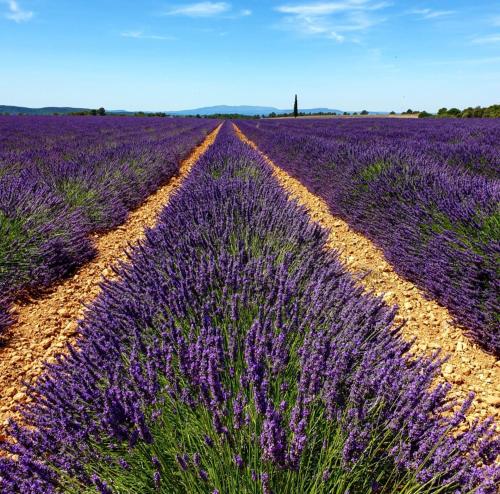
[0,124,222,435]
[234,123,500,425]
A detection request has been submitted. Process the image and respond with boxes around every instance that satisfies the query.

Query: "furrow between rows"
[233,123,499,424]
[0,123,222,436]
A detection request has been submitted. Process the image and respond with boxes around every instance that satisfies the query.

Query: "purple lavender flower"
[176,454,189,471]
[234,454,244,469]
[153,471,161,490]
[0,115,217,335]
[260,405,287,466]
[91,474,113,494]
[0,121,496,494]
[238,118,500,355]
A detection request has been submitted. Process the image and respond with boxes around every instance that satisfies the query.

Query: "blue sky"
[1,0,499,112]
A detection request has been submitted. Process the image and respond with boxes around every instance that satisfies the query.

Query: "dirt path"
[0,124,222,435]
[234,124,499,425]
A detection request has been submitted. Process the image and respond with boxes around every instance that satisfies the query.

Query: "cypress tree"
[293,94,298,118]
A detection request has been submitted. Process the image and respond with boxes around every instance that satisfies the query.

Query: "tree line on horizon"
[1,103,498,119]
[415,104,500,119]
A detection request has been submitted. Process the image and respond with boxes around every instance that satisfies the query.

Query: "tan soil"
[0,124,222,437]
[234,124,500,425]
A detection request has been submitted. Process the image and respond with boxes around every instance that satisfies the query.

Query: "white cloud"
[277,3,351,15]
[409,8,455,19]
[121,30,175,40]
[471,33,500,45]
[4,0,33,22]
[224,7,253,19]
[162,2,251,19]
[275,1,389,42]
[164,2,231,17]
[277,1,388,16]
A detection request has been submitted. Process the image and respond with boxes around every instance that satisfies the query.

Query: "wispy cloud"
[163,2,231,17]
[277,1,388,16]
[275,1,390,42]
[409,8,455,20]
[162,2,251,18]
[222,7,252,19]
[4,0,33,22]
[121,30,176,40]
[471,33,500,45]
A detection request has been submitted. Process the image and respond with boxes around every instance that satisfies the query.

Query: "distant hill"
[1,104,389,117]
[165,105,345,116]
[0,105,90,115]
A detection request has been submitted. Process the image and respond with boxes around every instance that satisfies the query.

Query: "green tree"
[389,111,396,115]
[293,94,298,118]
[483,104,500,117]
[437,107,448,115]
[473,106,484,118]
[97,107,106,116]
[360,110,369,115]
[447,108,461,117]
[461,107,474,118]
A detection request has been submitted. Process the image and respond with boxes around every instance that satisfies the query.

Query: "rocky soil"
[234,123,500,426]
[0,124,222,437]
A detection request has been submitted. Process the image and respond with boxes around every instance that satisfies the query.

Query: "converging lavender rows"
[0,116,218,334]
[1,123,497,494]
[237,118,500,355]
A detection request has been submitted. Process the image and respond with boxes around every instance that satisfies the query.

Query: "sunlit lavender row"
[1,123,497,493]
[237,118,500,355]
[0,116,218,334]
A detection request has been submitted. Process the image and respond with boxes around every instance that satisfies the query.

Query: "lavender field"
[0,116,217,333]
[0,121,498,494]
[238,118,500,356]
[3,0,500,490]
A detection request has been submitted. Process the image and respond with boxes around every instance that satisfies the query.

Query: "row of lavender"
[0,116,218,334]
[237,118,500,355]
[1,123,497,493]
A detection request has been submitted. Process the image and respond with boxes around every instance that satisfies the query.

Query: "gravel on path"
[0,124,222,437]
[234,123,499,426]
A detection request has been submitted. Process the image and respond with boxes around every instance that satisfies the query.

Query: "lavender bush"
[237,118,500,355]
[0,171,95,292]
[0,123,497,493]
[0,116,217,334]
